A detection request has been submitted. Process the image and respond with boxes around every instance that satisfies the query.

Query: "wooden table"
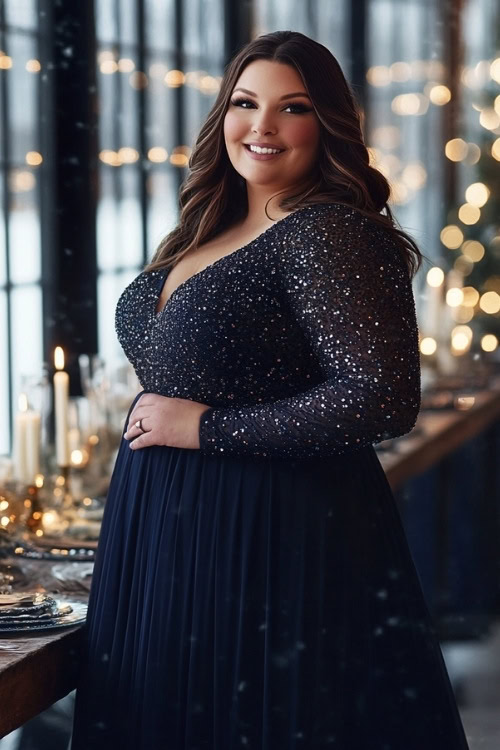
[0,559,90,738]
[0,382,499,738]
[381,383,500,490]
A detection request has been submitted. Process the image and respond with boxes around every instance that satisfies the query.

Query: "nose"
[251,109,277,136]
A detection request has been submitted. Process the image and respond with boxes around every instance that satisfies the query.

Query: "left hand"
[124,393,212,451]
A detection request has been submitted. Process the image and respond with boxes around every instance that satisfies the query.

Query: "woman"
[71,30,470,749]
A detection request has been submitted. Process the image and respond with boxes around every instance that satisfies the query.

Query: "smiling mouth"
[244,144,286,153]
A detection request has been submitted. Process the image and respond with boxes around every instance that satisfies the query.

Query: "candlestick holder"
[23,482,44,535]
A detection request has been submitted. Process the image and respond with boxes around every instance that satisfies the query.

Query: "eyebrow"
[232,88,311,101]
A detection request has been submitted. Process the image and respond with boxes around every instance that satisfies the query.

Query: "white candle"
[25,410,41,481]
[13,394,41,484]
[14,394,28,483]
[54,347,70,467]
[421,267,445,339]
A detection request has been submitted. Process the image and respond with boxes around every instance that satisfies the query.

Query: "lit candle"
[54,347,70,467]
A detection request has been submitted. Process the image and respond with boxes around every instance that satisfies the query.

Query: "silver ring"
[135,419,144,432]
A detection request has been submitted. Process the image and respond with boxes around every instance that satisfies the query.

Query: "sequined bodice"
[115,202,421,459]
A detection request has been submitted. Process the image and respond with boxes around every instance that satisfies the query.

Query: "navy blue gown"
[70,202,470,749]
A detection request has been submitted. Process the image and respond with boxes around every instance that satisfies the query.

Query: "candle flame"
[54,346,65,370]
[18,393,28,412]
[71,449,84,465]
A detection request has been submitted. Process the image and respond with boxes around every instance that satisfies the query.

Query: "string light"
[491,57,500,83]
[9,170,35,192]
[445,138,468,161]
[461,287,480,307]
[428,84,451,105]
[0,53,12,69]
[366,66,391,86]
[25,59,41,72]
[148,147,168,163]
[427,267,444,287]
[391,93,429,116]
[481,334,498,352]
[118,58,135,72]
[25,151,43,166]
[118,147,139,164]
[446,288,464,307]
[465,182,490,207]
[164,69,185,87]
[451,325,473,354]
[461,240,485,262]
[440,225,464,249]
[100,60,118,74]
[458,203,481,224]
[199,75,220,95]
[99,150,121,166]
[169,146,191,167]
[129,71,148,89]
[479,108,500,130]
[420,337,437,355]
[479,291,500,314]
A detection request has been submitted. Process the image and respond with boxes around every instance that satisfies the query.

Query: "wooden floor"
[1,621,500,749]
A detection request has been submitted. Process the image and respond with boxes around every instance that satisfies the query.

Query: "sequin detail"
[115,202,421,459]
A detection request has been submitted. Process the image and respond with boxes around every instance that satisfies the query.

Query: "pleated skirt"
[70,392,470,749]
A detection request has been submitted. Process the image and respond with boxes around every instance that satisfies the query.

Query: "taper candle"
[13,393,41,484]
[54,347,70,467]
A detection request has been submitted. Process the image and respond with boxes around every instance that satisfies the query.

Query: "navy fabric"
[70,393,469,749]
[70,204,469,748]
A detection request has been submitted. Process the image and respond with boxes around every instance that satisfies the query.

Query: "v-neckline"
[153,205,317,318]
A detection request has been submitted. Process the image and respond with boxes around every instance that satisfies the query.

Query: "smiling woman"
[70,30,469,750]
[224,63,319,181]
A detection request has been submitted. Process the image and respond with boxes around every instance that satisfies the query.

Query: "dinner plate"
[0,592,58,618]
[0,597,87,635]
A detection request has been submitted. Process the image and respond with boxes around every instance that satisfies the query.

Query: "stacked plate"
[0,592,87,633]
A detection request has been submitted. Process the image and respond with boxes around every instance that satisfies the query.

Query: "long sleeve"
[198,204,421,459]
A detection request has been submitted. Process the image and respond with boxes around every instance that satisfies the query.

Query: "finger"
[129,432,154,450]
[124,423,151,441]
[125,413,150,438]
[127,408,145,431]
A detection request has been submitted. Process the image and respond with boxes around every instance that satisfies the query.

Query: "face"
[224,59,320,192]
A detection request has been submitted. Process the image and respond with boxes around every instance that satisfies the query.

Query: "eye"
[230,98,312,114]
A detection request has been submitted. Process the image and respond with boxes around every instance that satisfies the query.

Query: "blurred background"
[0,0,499,748]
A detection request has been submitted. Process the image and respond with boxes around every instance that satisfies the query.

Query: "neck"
[243,182,300,226]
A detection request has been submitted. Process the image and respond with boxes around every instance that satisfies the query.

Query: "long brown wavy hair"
[145,30,424,279]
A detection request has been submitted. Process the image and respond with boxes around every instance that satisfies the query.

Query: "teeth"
[248,145,282,154]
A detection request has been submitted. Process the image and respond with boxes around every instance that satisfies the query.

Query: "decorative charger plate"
[0,596,88,635]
